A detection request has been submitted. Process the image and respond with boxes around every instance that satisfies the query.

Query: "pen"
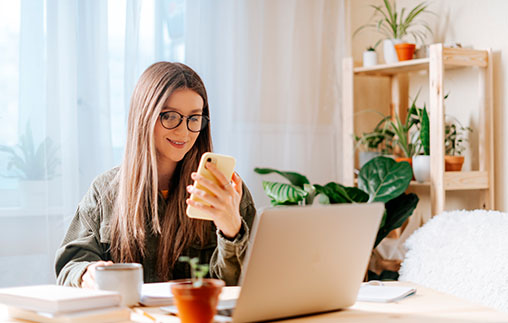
[132,308,158,322]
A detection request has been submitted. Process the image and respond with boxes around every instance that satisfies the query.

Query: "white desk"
[2,282,508,322]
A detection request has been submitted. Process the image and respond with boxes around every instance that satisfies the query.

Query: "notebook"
[0,285,121,314]
[6,305,131,323]
[164,203,384,322]
[140,282,176,306]
[357,283,416,302]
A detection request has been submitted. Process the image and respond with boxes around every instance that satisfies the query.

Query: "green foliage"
[179,256,209,288]
[419,105,430,155]
[444,119,472,156]
[0,122,60,181]
[354,0,433,44]
[254,156,419,248]
[261,181,308,206]
[358,156,412,203]
[354,115,394,154]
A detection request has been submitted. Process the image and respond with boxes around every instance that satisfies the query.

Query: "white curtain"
[185,0,347,207]
[0,0,346,287]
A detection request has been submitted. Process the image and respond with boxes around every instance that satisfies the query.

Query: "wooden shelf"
[342,43,494,216]
[409,171,489,190]
[354,48,488,76]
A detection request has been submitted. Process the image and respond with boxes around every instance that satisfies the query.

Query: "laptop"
[165,203,384,322]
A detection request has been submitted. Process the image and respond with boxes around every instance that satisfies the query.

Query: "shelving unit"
[342,44,494,217]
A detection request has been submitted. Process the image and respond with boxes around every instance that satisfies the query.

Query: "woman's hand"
[81,260,114,289]
[186,162,243,239]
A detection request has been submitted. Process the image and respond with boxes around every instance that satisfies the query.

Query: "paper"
[140,282,175,306]
[356,284,416,302]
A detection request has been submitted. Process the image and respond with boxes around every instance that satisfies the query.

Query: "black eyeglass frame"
[159,111,209,133]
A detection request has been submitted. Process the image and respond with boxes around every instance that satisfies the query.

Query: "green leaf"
[358,156,412,203]
[420,105,430,155]
[314,183,369,204]
[374,193,419,247]
[254,167,310,188]
[262,181,306,205]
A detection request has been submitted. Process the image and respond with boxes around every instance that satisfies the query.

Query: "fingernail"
[191,173,197,179]
[187,185,193,192]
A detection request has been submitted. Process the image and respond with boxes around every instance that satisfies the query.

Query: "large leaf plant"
[254,156,418,249]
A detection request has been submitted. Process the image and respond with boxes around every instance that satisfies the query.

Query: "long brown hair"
[111,62,213,280]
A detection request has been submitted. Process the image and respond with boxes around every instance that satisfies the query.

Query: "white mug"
[95,263,143,307]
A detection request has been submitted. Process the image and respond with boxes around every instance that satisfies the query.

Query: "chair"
[399,209,508,312]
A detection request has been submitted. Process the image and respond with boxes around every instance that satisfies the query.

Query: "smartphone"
[186,152,236,220]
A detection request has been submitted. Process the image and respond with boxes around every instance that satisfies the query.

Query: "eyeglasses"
[159,111,209,133]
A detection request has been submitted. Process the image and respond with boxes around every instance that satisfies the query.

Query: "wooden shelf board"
[444,171,489,190]
[354,58,429,76]
[354,48,488,76]
[408,171,489,190]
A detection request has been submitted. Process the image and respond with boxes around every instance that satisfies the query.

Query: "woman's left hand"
[186,162,243,239]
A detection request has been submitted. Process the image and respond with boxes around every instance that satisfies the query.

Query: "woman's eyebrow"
[161,107,203,114]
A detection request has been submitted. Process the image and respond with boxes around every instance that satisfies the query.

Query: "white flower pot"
[383,39,402,64]
[412,155,430,183]
[362,51,377,67]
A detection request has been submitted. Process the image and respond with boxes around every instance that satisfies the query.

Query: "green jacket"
[55,167,256,287]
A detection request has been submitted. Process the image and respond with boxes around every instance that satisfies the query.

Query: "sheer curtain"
[185,0,347,207]
[0,0,346,287]
[0,0,185,287]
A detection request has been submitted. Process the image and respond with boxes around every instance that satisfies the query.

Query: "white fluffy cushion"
[399,209,508,312]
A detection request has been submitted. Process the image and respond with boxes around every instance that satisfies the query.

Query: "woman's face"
[154,88,204,169]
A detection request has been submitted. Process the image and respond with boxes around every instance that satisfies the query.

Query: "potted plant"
[254,156,418,248]
[412,104,430,183]
[255,157,418,280]
[388,97,421,166]
[171,256,225,323]
[354,0,432,63]
[355,114,394,167]
[362,41,381,67]
[0,122,60,208]
[444,117,472,171]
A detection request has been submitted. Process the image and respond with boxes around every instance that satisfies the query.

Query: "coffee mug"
[95,263,143,307]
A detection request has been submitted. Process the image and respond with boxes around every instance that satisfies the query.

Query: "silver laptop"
[164,203,384,322]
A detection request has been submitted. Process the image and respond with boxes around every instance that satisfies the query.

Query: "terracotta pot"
[445,155,465,171]
[394,43,416,61]
[171,279,225,323]
[395,157,412,167]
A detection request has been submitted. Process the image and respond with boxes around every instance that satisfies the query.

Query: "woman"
[55,62,256,287]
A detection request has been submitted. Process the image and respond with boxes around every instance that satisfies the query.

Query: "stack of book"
[0,284,131,322]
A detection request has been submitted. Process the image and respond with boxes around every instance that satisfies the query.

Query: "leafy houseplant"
[171,257,225,323]
[254,156,419,249]
[355,114,394,167]
[444,118,472,171]
[412,105,431,182]
[354,0,432,63]
[0,122,60,181]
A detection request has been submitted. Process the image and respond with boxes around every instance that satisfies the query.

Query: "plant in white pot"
[354,0,432,63]
[362,41,381,67]
[0,123,60,208]
[412,104,430,183]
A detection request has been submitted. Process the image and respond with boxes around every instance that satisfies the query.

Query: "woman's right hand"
[81,261,114,289]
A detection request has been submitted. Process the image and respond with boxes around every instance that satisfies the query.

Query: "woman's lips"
[167,138,186,149]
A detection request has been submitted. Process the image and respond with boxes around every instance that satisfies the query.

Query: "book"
[356,283,416,302]
[140,282,175,306]
[0,285,121,314]
[7,305,131,323]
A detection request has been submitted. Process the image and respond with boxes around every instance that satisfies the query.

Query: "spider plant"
[354,0,433,45]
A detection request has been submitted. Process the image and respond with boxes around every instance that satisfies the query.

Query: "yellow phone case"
[186,152,236,220]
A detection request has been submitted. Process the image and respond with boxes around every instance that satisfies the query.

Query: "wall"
[349,0,508,214]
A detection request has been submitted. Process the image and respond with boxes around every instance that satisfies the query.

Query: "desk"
[2,282,508,322]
